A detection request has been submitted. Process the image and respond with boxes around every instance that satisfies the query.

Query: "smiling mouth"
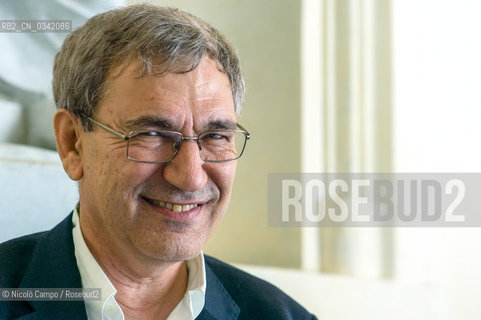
[143,197,200,213]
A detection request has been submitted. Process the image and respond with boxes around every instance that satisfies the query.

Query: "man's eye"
[139,131,177,139]
[133,131,181,145]
[206,133,225,140]
[140,131,159,136]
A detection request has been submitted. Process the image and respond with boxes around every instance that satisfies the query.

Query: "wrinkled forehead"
[96,58,237,128]
[101,56,235,111]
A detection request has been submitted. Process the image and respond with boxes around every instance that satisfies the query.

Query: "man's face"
[78,58,237,262]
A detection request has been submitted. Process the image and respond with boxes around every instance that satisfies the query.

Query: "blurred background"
[1,0,481,318]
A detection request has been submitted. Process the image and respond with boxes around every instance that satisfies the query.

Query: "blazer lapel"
[17,213,87,319]
[197,262,239,320]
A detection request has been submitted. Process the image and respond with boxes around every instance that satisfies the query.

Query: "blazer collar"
[18,212,87,319]
[197,262,240,320]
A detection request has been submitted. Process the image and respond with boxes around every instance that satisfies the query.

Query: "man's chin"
[148,249,202,263]
[132,232,205,263]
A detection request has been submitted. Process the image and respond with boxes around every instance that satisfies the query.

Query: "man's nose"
[162,139,208,192]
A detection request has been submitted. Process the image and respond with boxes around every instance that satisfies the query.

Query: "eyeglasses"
[83,115,250,163]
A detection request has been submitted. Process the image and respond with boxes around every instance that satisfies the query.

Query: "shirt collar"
[72,205,206,320]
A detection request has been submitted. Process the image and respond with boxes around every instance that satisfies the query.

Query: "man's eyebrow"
[205,120,237,131]
[121,116,173,131]
[121,116,237,132]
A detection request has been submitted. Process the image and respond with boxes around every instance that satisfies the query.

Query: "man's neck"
[80,214,189,319]
[108,260,188,319]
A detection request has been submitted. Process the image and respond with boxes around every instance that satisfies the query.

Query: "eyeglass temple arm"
[86,116,129,140]
[236,123,250,139]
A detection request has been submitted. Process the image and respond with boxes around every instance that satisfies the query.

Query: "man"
[0,4,317,319]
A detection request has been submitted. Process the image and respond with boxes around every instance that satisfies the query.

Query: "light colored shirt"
[72,206,206,320]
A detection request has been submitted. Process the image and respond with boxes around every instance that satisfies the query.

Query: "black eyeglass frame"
[83,115,250,163]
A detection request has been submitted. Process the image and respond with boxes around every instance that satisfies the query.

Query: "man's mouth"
[143,197,200,213]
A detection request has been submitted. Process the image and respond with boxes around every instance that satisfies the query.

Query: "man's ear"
[53,109,84,181]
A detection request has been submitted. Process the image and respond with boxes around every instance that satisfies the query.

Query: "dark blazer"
[0,214,317,319]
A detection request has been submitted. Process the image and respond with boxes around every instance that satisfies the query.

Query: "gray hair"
[52,4,245,130]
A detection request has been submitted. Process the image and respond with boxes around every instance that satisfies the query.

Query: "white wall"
[393,0,481,287]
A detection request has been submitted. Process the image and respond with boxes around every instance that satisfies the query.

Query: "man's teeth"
[154,200,198,212]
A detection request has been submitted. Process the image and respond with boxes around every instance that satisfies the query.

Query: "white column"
[300,0,324,272]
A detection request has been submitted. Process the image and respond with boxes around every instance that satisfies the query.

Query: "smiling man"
[0,4,316,319]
